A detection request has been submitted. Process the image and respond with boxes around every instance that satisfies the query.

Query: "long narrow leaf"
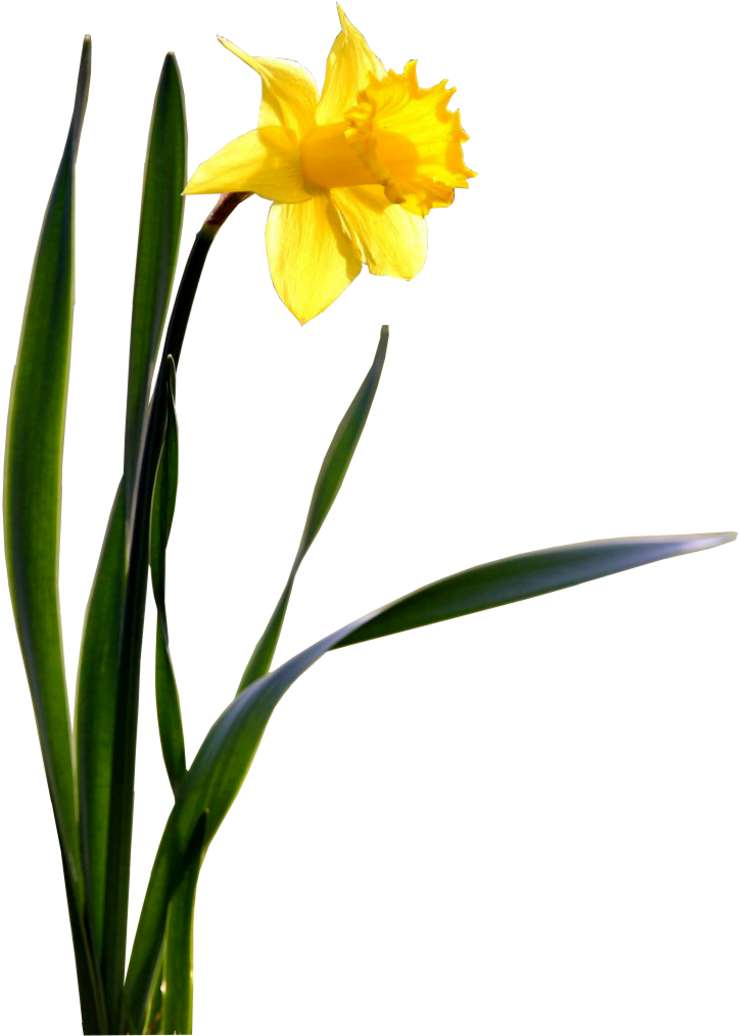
[75,479,126,956]
[150,356,186,793]
[99,54,187,1027]
[125,530,734,1027]
[335,536,738,645]
[60,821,109,1035]
[160,812,208,1036]
[239,326,388,691]
[157,323,389,1027]
[142,962,164,1036]
[4,32,90,892]
[124,52,187,520]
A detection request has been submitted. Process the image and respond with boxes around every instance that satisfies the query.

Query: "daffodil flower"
[184,8,475,323]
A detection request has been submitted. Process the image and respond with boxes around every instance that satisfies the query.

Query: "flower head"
[185,8,475,323]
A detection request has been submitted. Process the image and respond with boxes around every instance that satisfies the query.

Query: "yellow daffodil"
[184,7,474,323]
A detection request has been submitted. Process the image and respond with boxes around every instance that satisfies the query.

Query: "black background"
[8,12,733,1031]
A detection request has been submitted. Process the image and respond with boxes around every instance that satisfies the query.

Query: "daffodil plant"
[4,14,734,1036]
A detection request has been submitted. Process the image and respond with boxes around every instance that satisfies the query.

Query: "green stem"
[137,190,253,522]
[103,192,251,1031]
[160,191,252,368]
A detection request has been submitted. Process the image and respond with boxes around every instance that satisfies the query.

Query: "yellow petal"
[183,126,311,201]
[332,185,427,279]
[218,36,319,136]
[315,7,386,126]
[265,195,362,323]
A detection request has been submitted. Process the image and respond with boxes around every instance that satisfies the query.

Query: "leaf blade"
[150,357,186,793]
[160,812,208,1036]
[100,53,187,1027]
[124,530,734,1028]
[336,534,736,646]
[75,478,127,956]
[124,52,187,519]
[239,326,388,690]
[4,32,90,895]
[60,821,110,1035]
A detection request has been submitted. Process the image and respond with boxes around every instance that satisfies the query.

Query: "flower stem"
[205,189,253,229]
[159,191,252,371]
[140,189,253,505]
[134,190,253,550]
[119,192,249,1027]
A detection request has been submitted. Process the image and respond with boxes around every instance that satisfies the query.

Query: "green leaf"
[239,326,388,691]
[124,530,734,1028]
[334,535,738,646]
[150,356,186,793]
[150,358,179,617]
[75,479,126,956]
[4,31,90,907]
[160,812,208,1036]
[124,52,187,520]
[142,961,164,1035]
[73,52,187,1031]
[60,823,109,1035]
[150,323,385,1027]
[155,630,186,792]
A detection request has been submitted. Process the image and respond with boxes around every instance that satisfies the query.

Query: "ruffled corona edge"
[344,60,476,217]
